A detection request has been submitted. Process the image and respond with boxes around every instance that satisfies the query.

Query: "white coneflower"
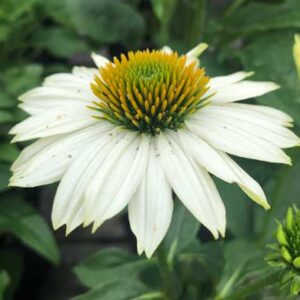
[9,44,300,258]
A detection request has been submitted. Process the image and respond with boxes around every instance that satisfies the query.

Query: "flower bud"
[293,257,300,269]
[277,224,289,246]
[266,205,300,295]
[291,276,300,295]
[294,34,300,80]
[281,246,292,263]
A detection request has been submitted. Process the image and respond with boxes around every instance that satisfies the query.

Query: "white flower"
[9,44,300,258]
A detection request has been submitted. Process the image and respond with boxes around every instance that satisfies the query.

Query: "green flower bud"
[281,246,292,263]
[291,276,300,295]
[293,257,300,269]
[266,205,300,296]
[294,35,300,80]
[277,224,289,246]
[286,207,294,232]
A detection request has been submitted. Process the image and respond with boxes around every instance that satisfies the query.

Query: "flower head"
[90,50,209,134]
[266,206,300,295]
[9,43,300,258]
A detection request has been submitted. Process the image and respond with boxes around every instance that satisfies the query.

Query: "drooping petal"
[9,123,112,187]
[91,52,110,69]
[10,107,97,142]
[128,143,173,258]
[192,105,300,149]
[186,116,291,165]
[84,133,149,231]
[177,130,269,209]
[157,131,226,238]
[51,127,123,230]
[209,80,280,103]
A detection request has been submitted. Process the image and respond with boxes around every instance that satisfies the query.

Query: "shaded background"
[1,0,300,299]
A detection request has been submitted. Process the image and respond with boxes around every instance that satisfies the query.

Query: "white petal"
[84,133,149,231]
[51,127,122,230]
[185,43,208,66]
[193,105,300,149]
[177,130,269,209]
[157,131,225,238]
[10,107,97,142]
[203,103,293,127]
[187,117,291,165]
[210,80,280,103]
[186,43,208,59]
[209,71,254,89]
[72,66,98,81]
[128,143,173,258]
[91,52,110,69]
[161,46,173,54]
[43,74,91,90]
[9,123,112,187]
[19,85,97,115]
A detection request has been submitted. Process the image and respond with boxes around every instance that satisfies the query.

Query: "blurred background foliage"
[0,0,300,299]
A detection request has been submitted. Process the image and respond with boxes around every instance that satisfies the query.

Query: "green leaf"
[32,27,89,58]
[0,110,14,123]
[0,250,23,300]
[0,270,9,300]
[255,150,300,240]
[150,0,177,24]
[0,163,10,191]
[73,278,149,300]
[177,241,224,299]
[74,248,151,288]
[215,178,252,238]
[238,30,300,125]
[0,23,9,42]
[167,0,206,52]
[3,64,43,96]
[0,194,60,264]
[0,143,19,163]
[161,199,200,258]
[0,92,15,108]
[42,0,73,27]
[216,240,266,299]
[66,0,145,48]
[179,240,224,279]
[0,0,37,22]
[223,0,300,38]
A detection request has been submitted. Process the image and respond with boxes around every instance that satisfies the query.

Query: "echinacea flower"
[9,44,300,257]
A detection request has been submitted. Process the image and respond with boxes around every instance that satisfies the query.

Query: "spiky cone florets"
[90,49,210,135]
[266,206,300,295]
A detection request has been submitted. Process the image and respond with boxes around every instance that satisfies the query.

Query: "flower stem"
[223,0,247,17]
[217,271,279,300]
[157,246,181,300]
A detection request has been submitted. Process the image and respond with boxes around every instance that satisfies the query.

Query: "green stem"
[132,292,165,300]
[223,0,247,18]
[157,246,180,300]
[257,167,289,243]
[217,271,279,300]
